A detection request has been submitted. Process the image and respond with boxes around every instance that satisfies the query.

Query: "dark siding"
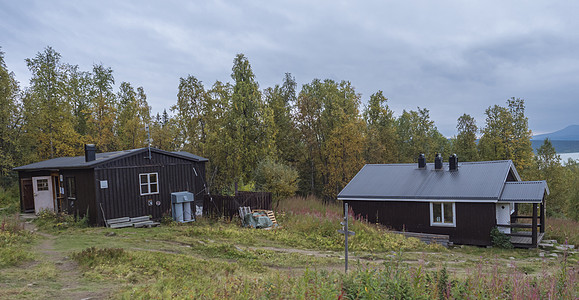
[60,169,96,223]
[507,170,517,182]
[346,200,495,246]
[16,149,207,226]
[94,150,206,225]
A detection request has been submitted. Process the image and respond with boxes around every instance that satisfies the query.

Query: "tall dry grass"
[546,218,579,246]
[277,195,343,219]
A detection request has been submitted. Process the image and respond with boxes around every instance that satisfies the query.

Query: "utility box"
[171,191,195,223]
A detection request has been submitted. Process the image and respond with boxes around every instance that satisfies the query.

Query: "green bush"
[490,227,513,249]
[0,185,20,215]
[71,247,126,267]
[0,214,34,267]
[34,210,88,231]
[254,158,299,207]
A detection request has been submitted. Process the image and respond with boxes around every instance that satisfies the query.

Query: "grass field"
[0,196,577,299]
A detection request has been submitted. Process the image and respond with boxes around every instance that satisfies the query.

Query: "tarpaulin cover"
[243,212,273,228]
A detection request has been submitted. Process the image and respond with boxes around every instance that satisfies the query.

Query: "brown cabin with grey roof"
[14,145,208,226]
[338,154,549,248]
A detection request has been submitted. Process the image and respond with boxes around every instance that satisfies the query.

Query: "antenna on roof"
[145,124,151,159]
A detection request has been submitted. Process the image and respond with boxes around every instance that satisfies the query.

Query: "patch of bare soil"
[24,221,115,300]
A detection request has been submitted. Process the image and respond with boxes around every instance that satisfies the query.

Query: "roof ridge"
[460,160,511,164]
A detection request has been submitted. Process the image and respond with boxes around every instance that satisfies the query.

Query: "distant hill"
[533,125,579,141]
[532,125,579,153]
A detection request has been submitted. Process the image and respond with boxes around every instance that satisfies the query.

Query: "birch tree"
[23,47,81,160]
[0,48,22,179]
[87,64,117,152]
[364,91,398,163]
[453,114,479,162]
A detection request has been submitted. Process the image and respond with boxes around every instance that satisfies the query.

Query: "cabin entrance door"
[496,203,511,234]
[32,176,55,214]
[21,178,34,212]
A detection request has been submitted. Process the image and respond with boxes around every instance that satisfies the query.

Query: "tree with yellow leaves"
[87,64,117,152]
[479,98,534,177]
[22,47,82,161]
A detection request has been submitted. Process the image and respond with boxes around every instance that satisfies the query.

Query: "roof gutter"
[337,197,499,203]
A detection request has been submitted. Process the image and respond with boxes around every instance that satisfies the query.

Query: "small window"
[37,179,49,191]
[430,202,456,227]
[139,173,159,195]
[66,177,76,200]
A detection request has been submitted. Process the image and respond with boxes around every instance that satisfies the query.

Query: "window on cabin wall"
[66,178,76,200]
[139,173,159,195]
[36,179,49,191]
[430,202,456,227]
[66,177,76,211]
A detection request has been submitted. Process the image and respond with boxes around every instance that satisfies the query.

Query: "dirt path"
[244,245,341,258]
[22,220,114,300]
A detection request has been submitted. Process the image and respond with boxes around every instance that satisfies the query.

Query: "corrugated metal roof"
[499,181,549,203]
[171,151,209,162]
[13,148,207,171]
[338,160,542,202]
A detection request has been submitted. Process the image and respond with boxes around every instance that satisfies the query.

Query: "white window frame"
[429,202,456,227]
[139,172,159,196]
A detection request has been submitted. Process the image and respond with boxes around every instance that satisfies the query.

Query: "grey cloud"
[1,0,579,136]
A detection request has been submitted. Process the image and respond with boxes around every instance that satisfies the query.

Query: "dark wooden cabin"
[14,145,208,226]
[338,154,549,248]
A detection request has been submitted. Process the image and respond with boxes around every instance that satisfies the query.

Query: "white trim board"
[338,197,542,203]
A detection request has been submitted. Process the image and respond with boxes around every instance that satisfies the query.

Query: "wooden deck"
[510,232,545,248]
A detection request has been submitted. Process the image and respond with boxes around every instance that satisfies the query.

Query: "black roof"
[13,147,208,171]
[338,160,548,203]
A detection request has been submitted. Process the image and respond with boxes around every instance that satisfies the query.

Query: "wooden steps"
[106,216,160,228]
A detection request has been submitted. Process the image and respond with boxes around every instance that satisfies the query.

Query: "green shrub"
[490,227,513,249]
[254,158,299,207]
[0,214,34,267]
[0,185,20,215]
[71,247,126,267]
[34,209,88,231]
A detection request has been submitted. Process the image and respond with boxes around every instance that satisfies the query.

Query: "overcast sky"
[1,0,578,137]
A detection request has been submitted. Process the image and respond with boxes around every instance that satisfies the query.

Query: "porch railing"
[499,202,545,247]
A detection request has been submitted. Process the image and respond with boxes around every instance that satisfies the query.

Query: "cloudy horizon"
[2,0,578,137]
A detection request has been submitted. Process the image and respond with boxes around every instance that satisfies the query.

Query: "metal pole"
[345,202,348,273]
[146,124,152,159]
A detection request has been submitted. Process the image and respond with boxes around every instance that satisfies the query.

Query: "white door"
[496,203,511,234]
[32,176,54,214]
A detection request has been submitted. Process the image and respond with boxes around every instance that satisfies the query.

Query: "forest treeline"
[1,46,578,220]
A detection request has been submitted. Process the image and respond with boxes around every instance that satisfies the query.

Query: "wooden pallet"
[106,216,160,228]
[252,209,278,225]
[239,206,251,219]
[391,231,451,247]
